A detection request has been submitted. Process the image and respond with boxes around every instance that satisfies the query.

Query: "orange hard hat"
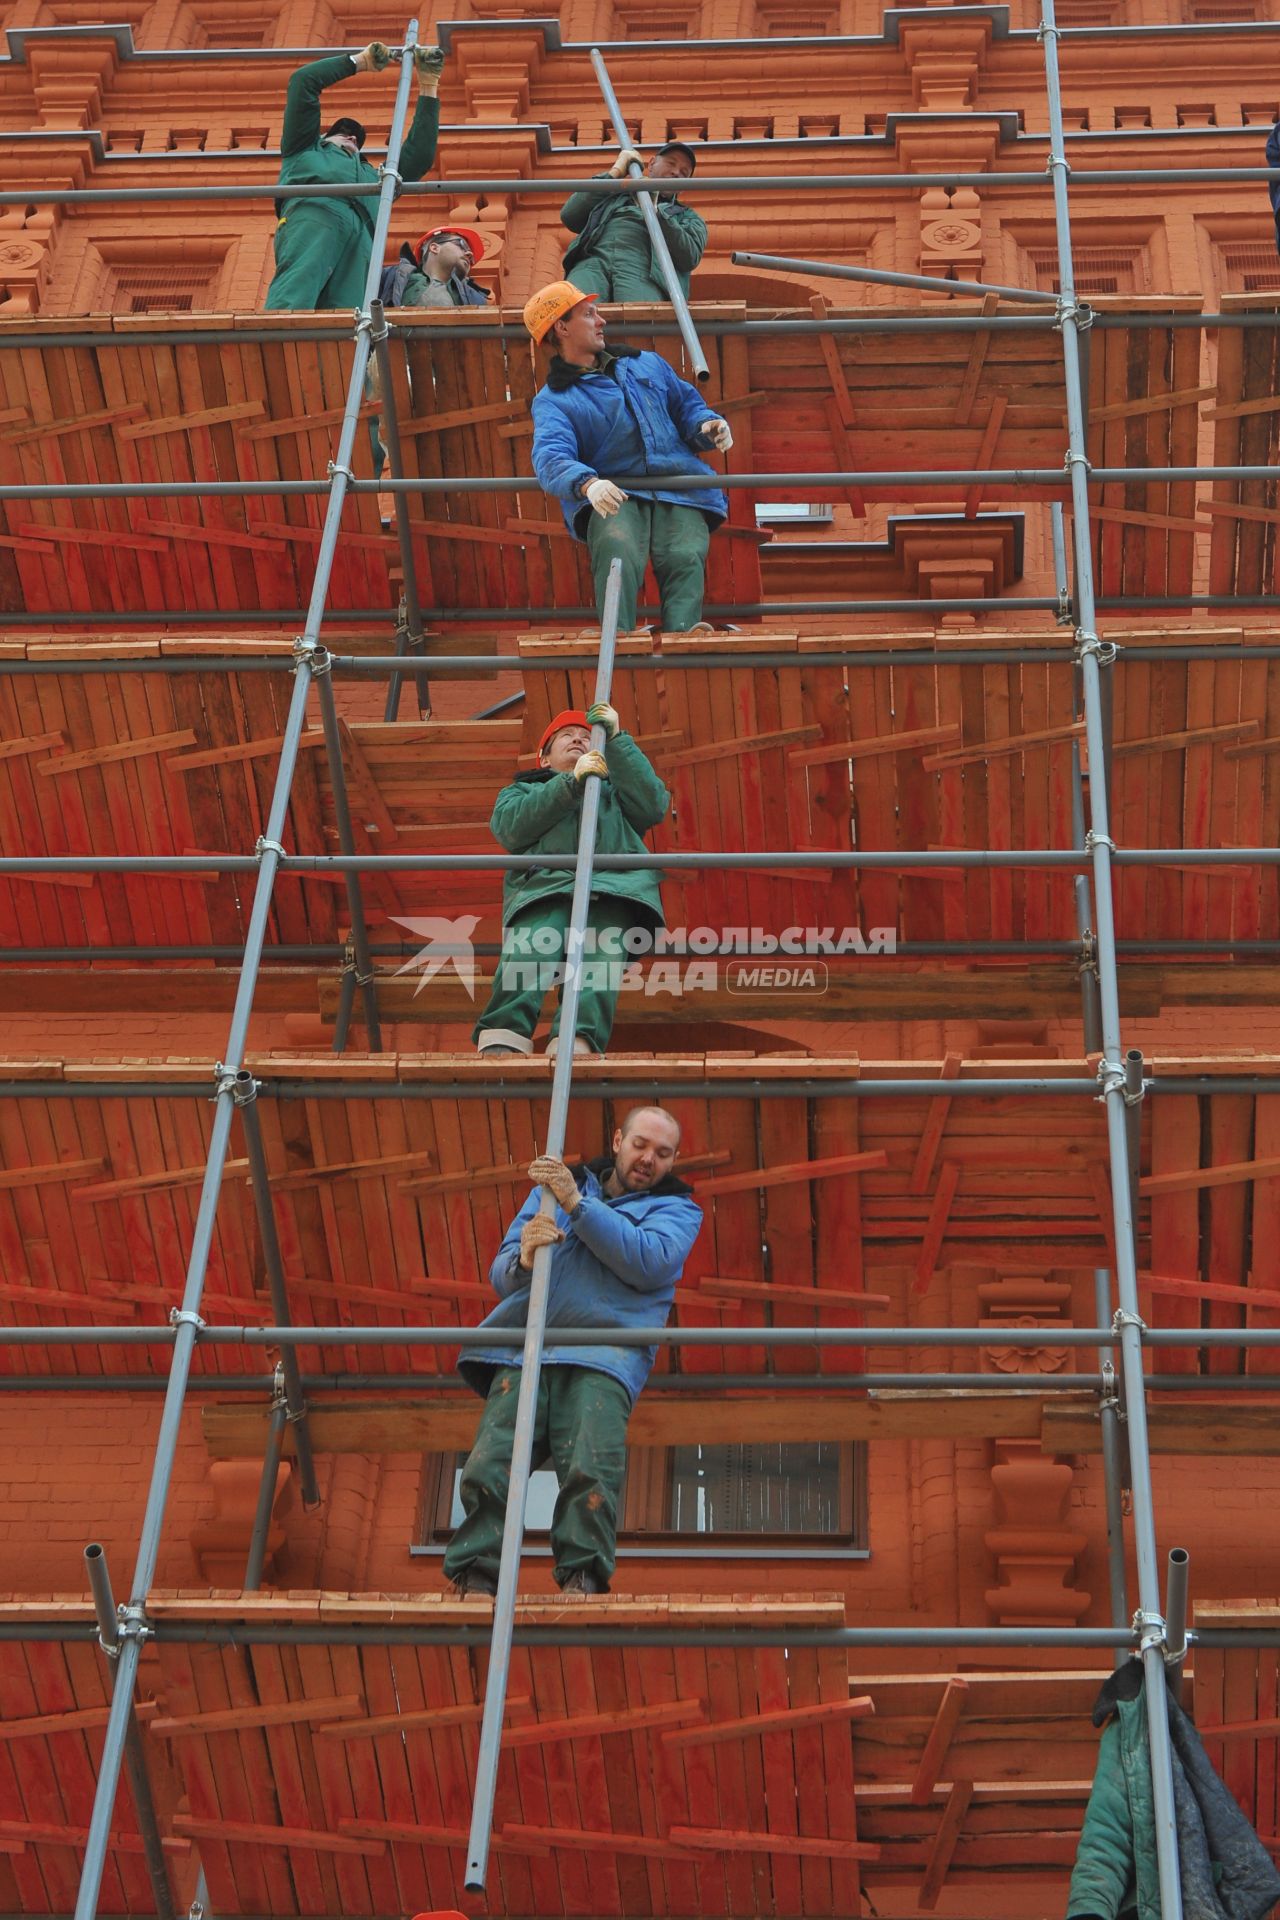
[415,224,485,266]
[538,708,589,756]
[523,280,597,345]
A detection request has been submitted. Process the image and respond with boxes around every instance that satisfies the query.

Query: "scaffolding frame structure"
[6,5,1280,1918]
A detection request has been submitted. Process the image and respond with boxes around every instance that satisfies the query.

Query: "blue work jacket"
[459,1158,703,1405]
[530,346,729,540]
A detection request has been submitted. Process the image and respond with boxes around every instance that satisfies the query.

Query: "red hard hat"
[538,708,589,756]
[415,224,485,266]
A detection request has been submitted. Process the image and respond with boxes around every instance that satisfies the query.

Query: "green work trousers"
[264,201,371,311]
[586,496,710,634]
[472,894,640,1053]
[443,1364,633,1588]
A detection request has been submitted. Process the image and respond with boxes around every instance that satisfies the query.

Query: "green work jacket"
[489,731,669,925]
[276,55,439,235]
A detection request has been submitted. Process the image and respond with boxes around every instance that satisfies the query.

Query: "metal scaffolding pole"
[1040,0,1183,1907]
[366,295,432,722]
[69,24,423,1920]
[731,248,1061,305]
[82,1546,175,1920]
[1094,1269,1131,1663]
[311,653,383,1051]
[465,557,624,1892]
[590,50,710,381]
[242,1369,290,1592]
[237,1092,320,1509]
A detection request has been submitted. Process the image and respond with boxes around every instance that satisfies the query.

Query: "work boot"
[545,1035,594,1059]
[557,1569,608,1596]
[475,1027,533,1058]
[451,1568,498,1600]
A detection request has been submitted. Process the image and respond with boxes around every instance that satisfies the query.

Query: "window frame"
[412,1439,869,1563]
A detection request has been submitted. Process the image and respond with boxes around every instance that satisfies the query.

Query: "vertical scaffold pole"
[465,557,625,1892]
[589,50,711,383]
[369,293,432,723]
[82,1545,175,1920]
[1040,1,1184,1912]
[1054,498,1103,1053]
[1093,1268,1131,1660]
[71,27,423,1920]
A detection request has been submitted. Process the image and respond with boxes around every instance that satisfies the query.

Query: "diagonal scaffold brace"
[589,48,711,382]
[68,23,424,1920]
[464,556,624,1892]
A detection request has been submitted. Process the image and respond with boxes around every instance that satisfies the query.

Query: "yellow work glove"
[529,1155,581,1211]
[573,749,609,782]
[518,1211,564,1270]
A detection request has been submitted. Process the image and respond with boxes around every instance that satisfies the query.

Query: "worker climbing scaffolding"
[264,39,444,311]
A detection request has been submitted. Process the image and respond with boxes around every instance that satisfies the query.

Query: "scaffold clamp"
[1113,1306,1147,1336]
[1064,446,1092,474]
[1096,1056,1126,1098]
[327,459,355,484]
[310,645,333,678]
[1099,1358,1121,1412]
[1075,629,1118,666]
[291,633,317,671]
[1133,1607,1167,1654]
[1085,829,1117,856]
[169,1306,207,1333]
[255,835,287,863]
[1077,928,1099,980]
[117,1603,154,1647]
[379,164,404,195]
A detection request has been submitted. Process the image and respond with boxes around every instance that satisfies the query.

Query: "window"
[417,1438,866,1556]
[1218,242,1280,294]
[1026,245,1141,295]
[231,128,269,150]
[755,502,836,529]
[166,128,208,151]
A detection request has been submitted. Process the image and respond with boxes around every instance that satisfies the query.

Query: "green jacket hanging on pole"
[264,47,442,312]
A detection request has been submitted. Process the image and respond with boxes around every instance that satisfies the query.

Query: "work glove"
[519,1211,564,1270]
[573,749,609,783]
[414,43,445,78]
[584,477,627,517]
[586,700,619,738]
[529,1155,581,1211]
[356,40,391,69]
[699,416,733,452]
[609,145,644,176]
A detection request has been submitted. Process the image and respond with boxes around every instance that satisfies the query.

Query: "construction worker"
[473,703,669,1058]
[561,142,705,304]
[264,42,444,311]
[379,225,491,307]
[523,281,731,635]
[444,1106,702,1597]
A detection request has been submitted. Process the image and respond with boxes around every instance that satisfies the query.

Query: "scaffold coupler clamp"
[291,633,317,672]
[1112,1305,1147,1338]
[327,458,355,485]
[310,645,333,678]
[1133,1607,1167,1656]
[1085,829,1117,857]
[169,1306,207,1335]
[212,1061,258,1106]
[379,162,404,198]
[116,1602,154,1649]
[1036,19,1062,44]
[270,1361,289,1415]
[255,835,287,866]
[1098,1357,1121,1415]
[1077,928,1099,982]
[1055,580,1072,624]
[1075,628,1118,667]
[1096,1055,1126,1101]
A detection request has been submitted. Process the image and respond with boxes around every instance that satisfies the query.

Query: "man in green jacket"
[474,704,669,1058]
[561,141,705,304]
[265,42,444,312]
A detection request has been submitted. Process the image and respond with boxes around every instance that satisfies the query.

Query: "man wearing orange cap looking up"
[522,280,731,635]
[473,702,670,1058]
[379,224,491,308]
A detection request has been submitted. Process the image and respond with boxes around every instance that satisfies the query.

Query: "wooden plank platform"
[0,1593,1123,1914]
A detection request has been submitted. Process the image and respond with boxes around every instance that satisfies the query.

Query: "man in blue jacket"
[523,278,732,634]
[443,1107,702,1597]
